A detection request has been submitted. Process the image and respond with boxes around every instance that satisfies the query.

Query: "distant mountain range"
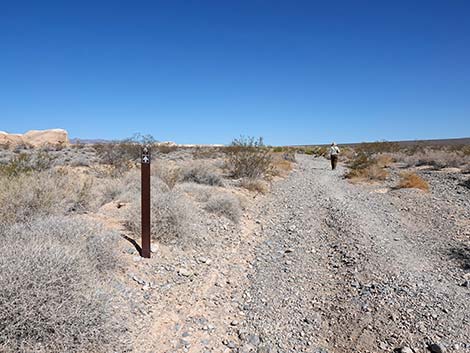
[295,137,470,148]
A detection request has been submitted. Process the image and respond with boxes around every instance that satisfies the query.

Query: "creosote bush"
[0,217,127,353]
[225,136,273,179]
[397,172,429,191]
[345,153,389,181]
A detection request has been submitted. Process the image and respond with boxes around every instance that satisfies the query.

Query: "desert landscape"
[0,130,468,353]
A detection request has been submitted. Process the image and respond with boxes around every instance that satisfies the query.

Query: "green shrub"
[0,151,54,176]
[225,136,273,179]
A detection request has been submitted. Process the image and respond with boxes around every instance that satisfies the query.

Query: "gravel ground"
[239,155,470,353]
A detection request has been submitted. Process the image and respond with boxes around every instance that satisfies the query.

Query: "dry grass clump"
[375,154,394,168]
[225,136,273,179]
[125,186,189,243]
[203,193,242,223]
[180,162,224,186]
[271,154,294,176]
[0,217,127,353]
[397,172,429,191]
[240,178,269,194]
[0,170,94,226]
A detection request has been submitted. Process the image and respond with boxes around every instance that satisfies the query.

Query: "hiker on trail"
[329,142,340,170]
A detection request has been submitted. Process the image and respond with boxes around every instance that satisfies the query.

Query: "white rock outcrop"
[0,129,69,148]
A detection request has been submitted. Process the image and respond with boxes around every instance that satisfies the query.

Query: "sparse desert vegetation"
[397,171,430,191]
[1,136,469,353]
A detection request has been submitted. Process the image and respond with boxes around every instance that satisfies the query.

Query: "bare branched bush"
[125,187,189,243]
[397,172,429,191]
[180,163,224,186]
[93,134,155,175]
[203,193,242,223]
[225,136,273,179]
[0,217,127,353]
[152,163,181,189]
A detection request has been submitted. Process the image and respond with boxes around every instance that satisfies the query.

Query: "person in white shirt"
[329,142,340,170]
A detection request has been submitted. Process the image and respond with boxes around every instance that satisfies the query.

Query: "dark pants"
[331,155,338,170]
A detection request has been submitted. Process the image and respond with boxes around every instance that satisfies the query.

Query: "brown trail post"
[141,145,151,258]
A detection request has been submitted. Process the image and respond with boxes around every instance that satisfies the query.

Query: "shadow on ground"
[448,244,470,270]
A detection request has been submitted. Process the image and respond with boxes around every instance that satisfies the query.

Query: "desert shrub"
[192,146,223,159]
[93,134,155,175]
[272,146,285,153]
[346,164,389,180]
[225,136,273,179]
[155,144,178,154]
[374,154,394,168]
[93,142,138,175]
[397,172,429,191]
[152,163,181,189]
[356,141,400,155]
[391,147,470,170]
[204,193,242,223]
[282,150,296,162]
[0,170,94,226]
[180,163,224,186]
[271,154,294,176]
[346,153,389,181]
[0,151,54,176]
[240,178,269,194]
[0,217,127,353]
[304,149,315,155]
[176,182,214,202]
[125,188,189,243]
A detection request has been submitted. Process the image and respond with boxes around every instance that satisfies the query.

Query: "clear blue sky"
[1,1,469,145]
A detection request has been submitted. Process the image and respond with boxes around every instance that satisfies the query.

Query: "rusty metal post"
[141,145,151,258]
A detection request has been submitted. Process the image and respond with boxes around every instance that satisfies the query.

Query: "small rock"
[247,334,261,346]
[398,347,413,353]
[284,248,294,254]
[428,343,445,353]
[178,268,192,277]
[230,320,239,326]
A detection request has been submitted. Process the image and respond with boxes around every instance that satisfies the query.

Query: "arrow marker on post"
[141,145,151,258]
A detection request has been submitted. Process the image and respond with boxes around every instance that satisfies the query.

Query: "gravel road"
[239,155,470,353]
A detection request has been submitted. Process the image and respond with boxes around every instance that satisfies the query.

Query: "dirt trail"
[239,155,470,353]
